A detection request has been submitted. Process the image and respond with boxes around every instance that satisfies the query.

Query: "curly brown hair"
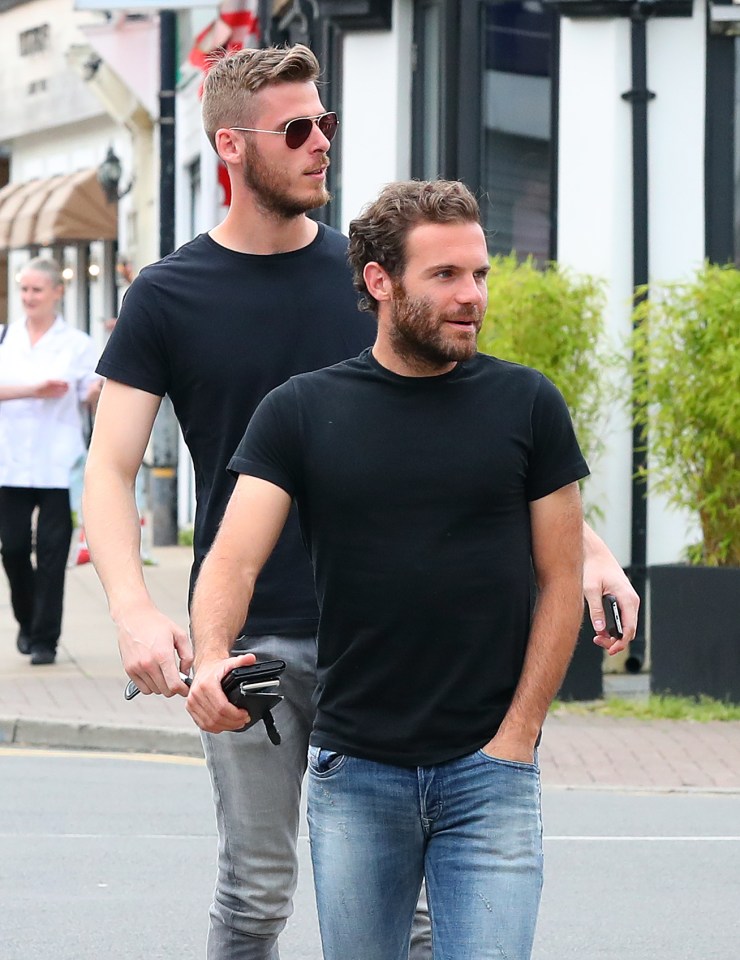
[202,44,320,151]
[347,180,481,314]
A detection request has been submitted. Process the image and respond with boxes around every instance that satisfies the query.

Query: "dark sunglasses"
[230,111,339,150]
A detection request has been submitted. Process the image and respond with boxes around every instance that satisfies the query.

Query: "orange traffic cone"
[75,527,91,565]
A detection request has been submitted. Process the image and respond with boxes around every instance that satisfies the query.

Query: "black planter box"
[650,564,740,703]
[558,605,603,701]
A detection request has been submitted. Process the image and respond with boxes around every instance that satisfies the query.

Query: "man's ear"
[363,262,394,304]
[214,128,243,166]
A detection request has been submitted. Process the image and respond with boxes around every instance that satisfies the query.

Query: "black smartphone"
[602,594,624,639]
[221,659,287,700]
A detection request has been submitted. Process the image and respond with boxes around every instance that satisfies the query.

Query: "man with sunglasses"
[83,44,637,960]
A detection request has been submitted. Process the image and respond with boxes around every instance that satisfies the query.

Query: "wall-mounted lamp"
[88,262,101,279]
[97,146,133,204]
[62,266,75,281]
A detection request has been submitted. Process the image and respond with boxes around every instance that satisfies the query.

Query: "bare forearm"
[0,384,39,400]
[83,460,151,621]
[0,385,28,400]
[498,577,583,741]
[190,553,255,668]
[493,483,585,753]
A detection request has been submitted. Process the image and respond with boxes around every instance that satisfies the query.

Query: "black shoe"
[30,648,56,666]
[16,629,31,655]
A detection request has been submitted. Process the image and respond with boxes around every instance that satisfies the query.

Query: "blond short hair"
[20,256,63,289]
[202,44,320,151]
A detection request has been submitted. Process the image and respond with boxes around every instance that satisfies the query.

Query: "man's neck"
[210,199,319,256]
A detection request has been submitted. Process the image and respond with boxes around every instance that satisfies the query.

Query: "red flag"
[189,0,260,206]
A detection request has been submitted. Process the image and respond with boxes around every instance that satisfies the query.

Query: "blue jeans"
[307,747,543,960]
[201,635,433,960]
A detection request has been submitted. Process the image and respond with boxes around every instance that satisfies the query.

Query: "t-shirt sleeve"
[526,374,590,502]
[95,274,170,397]
[228,383,301,498]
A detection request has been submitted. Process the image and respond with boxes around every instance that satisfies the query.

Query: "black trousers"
[0,486,73,653]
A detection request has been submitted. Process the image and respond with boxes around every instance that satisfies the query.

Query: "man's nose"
[456,274,485,304]
[309,123,332,152]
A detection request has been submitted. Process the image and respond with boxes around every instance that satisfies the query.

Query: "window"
[412,0,556,260]
[19,24,50,56]
[480,1,554,262]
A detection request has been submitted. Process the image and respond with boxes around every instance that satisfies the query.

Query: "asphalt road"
[1,748,738,959]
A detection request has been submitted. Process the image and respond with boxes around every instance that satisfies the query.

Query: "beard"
[388,282,482,371]
[241,141,330,219]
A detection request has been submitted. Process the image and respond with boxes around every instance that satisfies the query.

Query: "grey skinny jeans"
[201,633,432,960]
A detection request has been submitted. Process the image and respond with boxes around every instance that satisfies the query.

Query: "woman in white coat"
[0,257,101,664]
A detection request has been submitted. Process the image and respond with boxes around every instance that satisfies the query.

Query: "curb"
[0,715,204,758]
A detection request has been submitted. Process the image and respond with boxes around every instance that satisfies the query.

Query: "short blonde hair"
[20,256,63,289]
[202,44,320,151]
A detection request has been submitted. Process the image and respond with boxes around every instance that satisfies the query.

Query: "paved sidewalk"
[2,546,740,793]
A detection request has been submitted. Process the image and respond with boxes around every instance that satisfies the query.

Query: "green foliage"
[629,263,740,567]
[479,255,609,471]
[552,694,740,722]
[178,526,194,547]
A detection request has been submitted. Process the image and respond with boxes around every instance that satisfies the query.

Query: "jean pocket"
[475,749,539,774]
[307,745,347,776]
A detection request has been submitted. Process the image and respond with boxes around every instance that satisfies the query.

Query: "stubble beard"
[241,142,330,219]
[389,283,481,372]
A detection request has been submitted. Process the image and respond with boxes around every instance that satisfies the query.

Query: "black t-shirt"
[230,349,589,766]
[97,227,376,635]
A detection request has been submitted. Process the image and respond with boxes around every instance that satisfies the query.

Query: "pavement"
[2,545,740,793]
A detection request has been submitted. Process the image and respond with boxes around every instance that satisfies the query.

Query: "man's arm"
[82,379,192,697]
[582,522,639,654]
[187,474,292,733]
[485,482,585,763]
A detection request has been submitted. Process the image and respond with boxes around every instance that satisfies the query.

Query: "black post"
[621,3,654,671]
[150,9,179,546]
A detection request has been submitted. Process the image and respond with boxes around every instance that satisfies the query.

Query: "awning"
[0,169,117,251]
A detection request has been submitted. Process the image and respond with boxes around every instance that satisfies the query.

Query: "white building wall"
[557,18,634,567]
[558,6,706,568]
[645,3,706,565]
[339,0,413,230]
[0,0,107,141]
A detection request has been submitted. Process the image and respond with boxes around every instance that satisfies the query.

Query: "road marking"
[0,746,204,765]
[545,836,740,841]
[0,832,214,840]
[3,830,738,842]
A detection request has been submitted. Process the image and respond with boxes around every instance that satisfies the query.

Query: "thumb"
[223,651,257,678]
[584,591,606,635]
[174,629,195,674]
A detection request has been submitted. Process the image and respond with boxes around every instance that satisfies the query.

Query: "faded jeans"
[201,634,433,960]
[307,746,544,960]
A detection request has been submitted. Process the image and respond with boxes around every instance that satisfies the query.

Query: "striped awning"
[0,169,117,251]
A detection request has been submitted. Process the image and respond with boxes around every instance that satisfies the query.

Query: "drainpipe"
[546,0,694,672]
[149,9,179,546]
[621,2,654,672]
